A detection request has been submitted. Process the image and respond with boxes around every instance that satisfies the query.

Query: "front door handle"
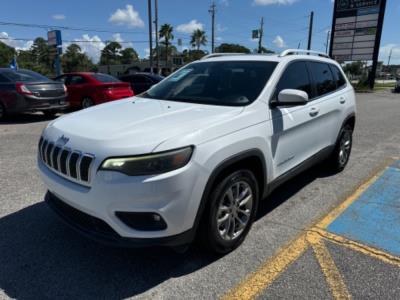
[339,96,346,104]
[309,107,319,117]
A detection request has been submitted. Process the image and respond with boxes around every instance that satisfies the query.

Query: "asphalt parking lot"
[0,91,399,299]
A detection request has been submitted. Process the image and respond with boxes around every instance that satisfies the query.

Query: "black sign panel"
[329,0,386,62]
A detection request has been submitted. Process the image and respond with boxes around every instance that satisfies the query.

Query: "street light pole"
[258,17,264,53]
[147,0,153,73]
[209,2,216,53]
[307,11,314,50]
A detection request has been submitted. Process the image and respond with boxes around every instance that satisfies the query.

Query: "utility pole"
[258,17,264,53]
[154,0,159,74]
[325,30,331,54]
[307,11,314,50]
[209,2,216,53]
[147,0,153,73]
[387,48,393,66]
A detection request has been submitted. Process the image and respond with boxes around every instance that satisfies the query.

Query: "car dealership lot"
[0,91,399,299]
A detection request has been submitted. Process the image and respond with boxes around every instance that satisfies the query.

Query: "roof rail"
[201,53,246,60]
[279,49,330,59]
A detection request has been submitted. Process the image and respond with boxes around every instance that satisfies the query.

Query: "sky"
[0,0,399,64]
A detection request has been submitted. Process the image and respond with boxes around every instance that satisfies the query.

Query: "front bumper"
[38,156,208,244]
[45,192,195,247]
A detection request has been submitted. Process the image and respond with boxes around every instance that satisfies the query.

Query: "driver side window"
[275,61,312,100]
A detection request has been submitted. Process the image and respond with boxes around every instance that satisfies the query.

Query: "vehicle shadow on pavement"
[0,203,217,299]
[0,113,59,125]
[256,165,336,220]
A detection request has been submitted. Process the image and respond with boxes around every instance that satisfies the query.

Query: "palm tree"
[159,24,174,66]
[190,29,207,51]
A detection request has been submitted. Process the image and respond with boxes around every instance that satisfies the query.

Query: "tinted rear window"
[309,62,336,96]
[329,64,346,89]
[1,70,50,82]
[92,73,120,83]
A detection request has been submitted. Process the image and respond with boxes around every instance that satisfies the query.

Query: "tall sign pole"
[209,2,216,53]
[154,0,159,73]
[47,30,62,76]
[330,0,387,89]
[147,0,153,73]
[307,11,314,50]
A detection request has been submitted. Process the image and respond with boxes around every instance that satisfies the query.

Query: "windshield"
[92,73,120,83]
[2,69,51,82]
[138,60,278,106]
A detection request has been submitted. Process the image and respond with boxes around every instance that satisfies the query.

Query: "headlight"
[99,146,194,176]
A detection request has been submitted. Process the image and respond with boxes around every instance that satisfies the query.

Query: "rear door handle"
[309,107,320,117]
[339,96,346,104]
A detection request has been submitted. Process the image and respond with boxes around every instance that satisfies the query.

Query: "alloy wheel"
[216,181,253,241]
[338,129,352,167]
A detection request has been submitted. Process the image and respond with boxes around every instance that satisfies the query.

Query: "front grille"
[39,137,95,185]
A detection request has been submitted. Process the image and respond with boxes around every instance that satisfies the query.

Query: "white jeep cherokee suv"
[38,50,356,253]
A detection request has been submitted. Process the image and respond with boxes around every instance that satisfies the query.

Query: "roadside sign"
[47,30,62,47]
[177,38,182,46]
[329,0,386,62]
[252,30,259,39]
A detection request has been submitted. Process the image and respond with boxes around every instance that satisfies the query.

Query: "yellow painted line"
[221,234,308,300]
[307,232,352,300]
[221,161,393,300]
[312,228,400,268]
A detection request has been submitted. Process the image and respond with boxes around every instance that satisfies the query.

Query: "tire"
[0,102,6,121]
[197,170,259,254]
[326,124,353,172]
[81,97,94,109]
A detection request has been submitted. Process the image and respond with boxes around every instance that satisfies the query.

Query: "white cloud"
[273,35,286,48]
[176,20,204,34]
[379,44,400,65]
[0,32,33,50]
[52,14,66,20]
[253,0,297,5]
[109,4,144,28]
[73,34,106,63]
[112,33,123,43]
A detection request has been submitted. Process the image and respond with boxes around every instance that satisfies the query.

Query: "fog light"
[116,212,167,231]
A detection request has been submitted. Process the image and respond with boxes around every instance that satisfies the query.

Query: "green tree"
[215,43,251,54]
[29,37,53,75]
[0,41,16,67]
[190,29,207,51]
[182,49,207,63]
[100,41,122,65]
[61,43,94,72]
[343,61,363,76]
[159,24,174,65]
[120,47,139,64]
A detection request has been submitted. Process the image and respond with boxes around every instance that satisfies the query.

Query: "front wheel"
[326,124,353,172]
[198,170,259,254]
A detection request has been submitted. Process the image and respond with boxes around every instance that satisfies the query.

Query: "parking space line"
[221,161,392,300]
[312,228,400,268]
[221,234,308,300]
[307,232,351,300]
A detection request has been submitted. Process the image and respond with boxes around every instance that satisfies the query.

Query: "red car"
[55,72,134,109]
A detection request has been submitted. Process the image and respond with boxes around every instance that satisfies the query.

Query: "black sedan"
[118,73,163,95]
[0,68,68,120]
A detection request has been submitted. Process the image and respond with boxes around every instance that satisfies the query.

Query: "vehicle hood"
[44,97,244,155]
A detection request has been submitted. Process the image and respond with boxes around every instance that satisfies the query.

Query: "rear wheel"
[81,97,94,109]
[326,124,353,172]
[198,170,259,254]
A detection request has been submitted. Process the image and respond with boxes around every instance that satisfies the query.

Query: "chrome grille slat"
[38,137,95,186]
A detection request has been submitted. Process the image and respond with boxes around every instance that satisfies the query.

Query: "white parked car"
[38,49,356,253]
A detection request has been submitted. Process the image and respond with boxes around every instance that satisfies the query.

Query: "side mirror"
[275,89,308,107]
